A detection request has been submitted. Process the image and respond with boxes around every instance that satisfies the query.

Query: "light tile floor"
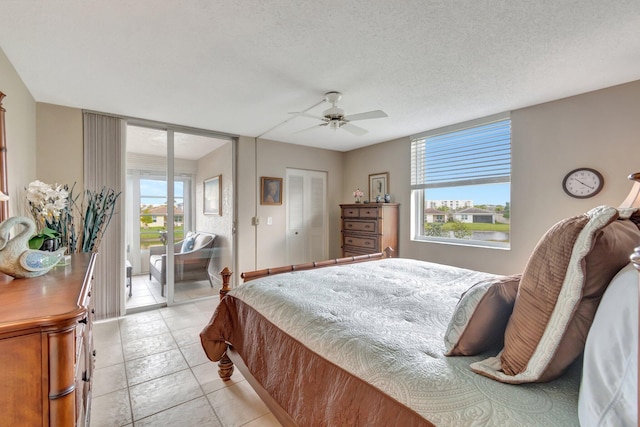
[92,298,282,427]
[126,274,219,311]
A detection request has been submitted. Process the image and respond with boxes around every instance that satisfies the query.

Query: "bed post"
[217,267,235,380]
[219,267,232,300]
[218,352,234,381]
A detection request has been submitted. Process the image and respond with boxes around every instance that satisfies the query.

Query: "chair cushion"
[150,255,163,269]
[193,233,213,250]
[181,232,197,253]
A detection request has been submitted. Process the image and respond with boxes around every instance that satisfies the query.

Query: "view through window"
[139,178,187,248]
[411,116,511,248]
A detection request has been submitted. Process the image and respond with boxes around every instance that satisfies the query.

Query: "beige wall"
[0,47,37,216]
[344,80,640,275]
[36,103,83,194]
[236,136,257,277]
[196,141,233,284]
[252,138,344,270]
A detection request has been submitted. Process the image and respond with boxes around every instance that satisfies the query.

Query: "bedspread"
[201,258,580,426]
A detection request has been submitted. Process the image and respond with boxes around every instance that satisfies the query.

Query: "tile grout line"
[169,308,227,427]
[118,317,136,426]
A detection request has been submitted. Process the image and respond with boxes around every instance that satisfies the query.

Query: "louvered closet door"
[286,168,328,265]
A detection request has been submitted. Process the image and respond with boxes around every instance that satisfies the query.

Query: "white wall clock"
[562,168,604,198]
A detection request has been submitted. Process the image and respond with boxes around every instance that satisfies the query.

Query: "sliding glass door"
[125,122,234,311]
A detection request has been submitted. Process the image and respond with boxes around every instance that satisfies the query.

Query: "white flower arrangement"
[25,180,69,226]
[25,180,121,253]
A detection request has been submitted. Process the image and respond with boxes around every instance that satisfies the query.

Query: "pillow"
[471,206,640,383]
[181,233,197,253]
[444,274,521,356]
[578,262,638,426]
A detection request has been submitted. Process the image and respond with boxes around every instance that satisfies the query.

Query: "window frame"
[410,113,511,250]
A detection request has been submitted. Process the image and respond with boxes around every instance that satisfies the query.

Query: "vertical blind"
[84,112,125,319]
[411,118,511,190]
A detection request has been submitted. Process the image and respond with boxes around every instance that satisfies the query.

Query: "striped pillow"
[472,206,640,383]
[444,275,521,356]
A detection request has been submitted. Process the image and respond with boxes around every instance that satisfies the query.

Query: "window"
[137,176,189,248]
[411,114,511,248]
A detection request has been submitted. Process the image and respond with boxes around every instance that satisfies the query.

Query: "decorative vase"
[0,216,66,278]
[376,195,382,203]
[384,194,391,203]
[355,198,361,204]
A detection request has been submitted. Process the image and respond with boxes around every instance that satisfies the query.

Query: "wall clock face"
[562,168,604,198]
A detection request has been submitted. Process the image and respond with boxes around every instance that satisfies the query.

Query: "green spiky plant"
[61,184,121,253]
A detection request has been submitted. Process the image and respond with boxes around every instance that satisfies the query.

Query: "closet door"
[286,168,327,265]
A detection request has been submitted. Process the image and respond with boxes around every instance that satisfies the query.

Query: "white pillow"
[578,262,638,426]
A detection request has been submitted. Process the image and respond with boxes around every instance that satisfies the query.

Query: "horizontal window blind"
[411,118,511,190]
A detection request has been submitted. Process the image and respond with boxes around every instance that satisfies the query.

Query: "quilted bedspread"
[202,258,580,426]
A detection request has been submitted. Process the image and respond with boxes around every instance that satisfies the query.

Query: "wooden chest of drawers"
[0,253,97,427]
[340,203,399,257]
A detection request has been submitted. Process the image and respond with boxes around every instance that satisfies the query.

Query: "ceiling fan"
[292,91,388,136]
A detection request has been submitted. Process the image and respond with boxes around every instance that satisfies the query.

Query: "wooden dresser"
[340,203,399,257]
[0,253,97,427]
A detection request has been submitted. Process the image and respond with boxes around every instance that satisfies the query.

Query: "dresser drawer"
[358,207,379,218]
[342,207,360,218]
[342,247,371,257]
[343,220,377,234]
[343,235,378,250]
[342,206,379,218]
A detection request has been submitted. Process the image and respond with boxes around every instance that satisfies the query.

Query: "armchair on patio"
[149,231,216,296]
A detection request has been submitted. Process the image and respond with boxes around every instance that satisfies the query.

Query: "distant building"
[426,199,473,210]
[424,208,447,223]
[453,207,495,224]
[141,205,184,228]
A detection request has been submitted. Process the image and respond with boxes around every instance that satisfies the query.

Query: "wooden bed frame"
[214,248,394,426]
[212,192,640,426]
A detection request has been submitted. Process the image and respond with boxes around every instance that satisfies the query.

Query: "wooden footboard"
[218,246,393,299]
[213,247,394,424]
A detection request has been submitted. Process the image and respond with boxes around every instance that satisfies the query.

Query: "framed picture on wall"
[204,175,221,215]
[261,177,283,205]
[369,172,388,202]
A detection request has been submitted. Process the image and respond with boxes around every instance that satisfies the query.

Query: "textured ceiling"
[0,1,638,152]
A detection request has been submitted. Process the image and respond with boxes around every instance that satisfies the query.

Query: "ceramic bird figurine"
[0,216,66,278]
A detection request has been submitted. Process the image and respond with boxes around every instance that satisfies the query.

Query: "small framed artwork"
[369,172,389,202]
[261,177,283,205]
[204,175,221,215]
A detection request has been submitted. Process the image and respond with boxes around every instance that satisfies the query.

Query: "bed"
[200,205,640,426]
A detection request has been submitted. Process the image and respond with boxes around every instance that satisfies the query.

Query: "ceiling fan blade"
[293,123,325,134]
[344,110,388,122]
[341,122,368,136]
[288,112,326,121]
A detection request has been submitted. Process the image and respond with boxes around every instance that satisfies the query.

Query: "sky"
[140,179,183,205]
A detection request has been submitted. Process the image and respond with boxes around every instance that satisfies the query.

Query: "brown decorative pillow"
[444,275,521,356]
[471,206,640,383]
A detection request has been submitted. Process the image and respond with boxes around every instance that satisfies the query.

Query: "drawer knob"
[78,317,88,325]
[93,350,97,357]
